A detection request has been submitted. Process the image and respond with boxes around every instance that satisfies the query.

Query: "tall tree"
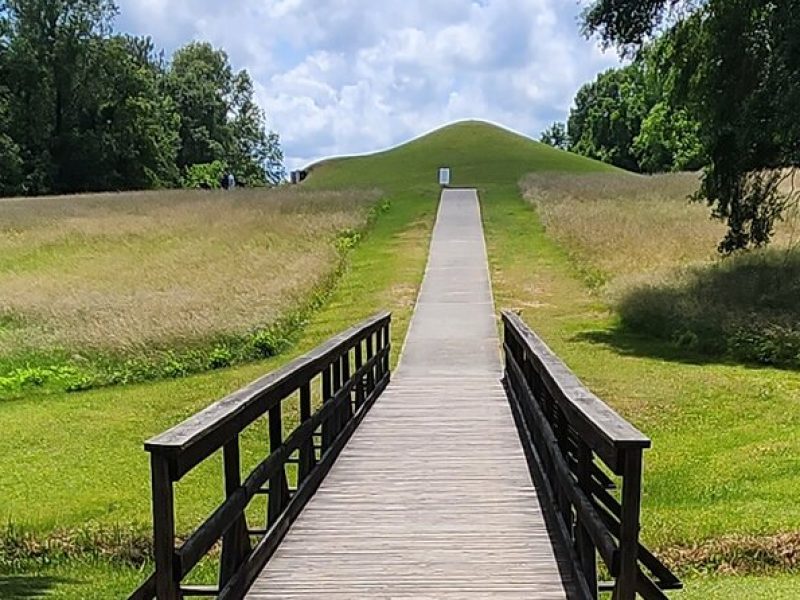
[2,0,118,193]
[229,71,284,185]
[583,0,800,252]
[568,66,647,171]
[566,34,705,175]
[166,42,234,170]
[0,3,284,195]
[57,35,181,190]
[0,10,22,193]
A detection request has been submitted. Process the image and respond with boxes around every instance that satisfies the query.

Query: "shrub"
[250,329,289,358]
[182,160,226,189]
[617,248,800,367]
[207,346,234,370]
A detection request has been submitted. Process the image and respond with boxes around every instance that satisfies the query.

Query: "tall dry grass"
[522,171,800,367]
[0,187,378,359]
[523,171,798,282]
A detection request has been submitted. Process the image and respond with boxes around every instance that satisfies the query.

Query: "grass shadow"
[574,328,745,368]
[586,248,800,369]
[0,574,76,599]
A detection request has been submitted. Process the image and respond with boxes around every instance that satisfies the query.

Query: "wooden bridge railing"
[502,311,681,600]
[130,312,391,600]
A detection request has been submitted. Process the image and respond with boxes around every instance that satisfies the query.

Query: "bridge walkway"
[246,189,576,598]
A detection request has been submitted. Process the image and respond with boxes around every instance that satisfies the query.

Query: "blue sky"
[116,1,622,169]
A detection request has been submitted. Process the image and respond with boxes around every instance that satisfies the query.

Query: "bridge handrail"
[502,311,681,600]
[130,311,392,600]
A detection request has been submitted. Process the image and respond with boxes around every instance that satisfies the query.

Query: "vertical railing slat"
[299,381,314,481]
[614,449,643,600]
[267,404,289,527]
[151,454,179,600]
[575,441,599,599]
[220,435,251,588]
[321,367,333,453]
[354,341,365,410]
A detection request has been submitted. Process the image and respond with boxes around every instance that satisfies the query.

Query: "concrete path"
[247,189,572,598]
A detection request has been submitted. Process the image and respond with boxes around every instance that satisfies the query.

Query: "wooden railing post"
[354,341,365,410]
[614,448,643,600]
[298,381,315,481]
[321,367,333,452]
[555,408,573,528]
[151,454,180,600]
[575,442,599,599]
[365,332,375,392]
[330,360,342,439]
[220,435,251,588]
[267,405,289,527]
[382,321,390,377]
[341,351,352,424]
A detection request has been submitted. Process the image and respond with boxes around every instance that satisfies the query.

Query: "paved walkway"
[247,189,572,598]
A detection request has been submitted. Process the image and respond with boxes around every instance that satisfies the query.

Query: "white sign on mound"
[438,167,451,187]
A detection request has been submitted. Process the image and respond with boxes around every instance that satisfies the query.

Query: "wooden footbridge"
[131,190,681,599]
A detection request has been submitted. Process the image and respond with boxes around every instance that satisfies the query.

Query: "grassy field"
[523,172,800,368]
[0,187,382,397]
[2,121,799,597]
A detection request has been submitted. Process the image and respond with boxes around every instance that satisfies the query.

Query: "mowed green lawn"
[2,121,798,597]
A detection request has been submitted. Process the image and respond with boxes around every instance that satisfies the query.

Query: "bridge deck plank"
[246,189,575,598]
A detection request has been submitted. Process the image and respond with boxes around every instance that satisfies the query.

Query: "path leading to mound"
[247,189,574,598]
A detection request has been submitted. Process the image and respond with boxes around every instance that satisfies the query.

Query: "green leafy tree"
[166,42,234,170]
[583,0,800,252]
[2,0,119,193]
[0,13,22,193]
[0,90,23,194]
[229,71,285,185]
[539,122,569,150]
[568,66,647,171]
[567,33,705,174]
[183,160,226,189]
[166,42,285,186]
[633,102,704,172]
[0,3,284,196]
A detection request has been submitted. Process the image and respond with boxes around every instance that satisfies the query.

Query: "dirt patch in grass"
[1,524,152,570]
[662,532,800,576]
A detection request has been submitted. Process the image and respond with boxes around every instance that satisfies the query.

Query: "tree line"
[542,0,800,252]
[0,0,284,197]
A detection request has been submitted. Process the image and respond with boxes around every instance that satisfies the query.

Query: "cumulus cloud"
[116,0,622,169]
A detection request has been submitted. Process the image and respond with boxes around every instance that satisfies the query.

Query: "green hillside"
[306,120,615,191]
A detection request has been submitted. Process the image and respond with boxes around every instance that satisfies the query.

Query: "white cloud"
[116,0,622,169]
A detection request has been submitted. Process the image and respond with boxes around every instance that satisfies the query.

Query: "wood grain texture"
[246,190,573,598]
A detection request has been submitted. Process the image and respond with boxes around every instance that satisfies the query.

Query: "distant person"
[228,172,236,190]
[220,172,230,190]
